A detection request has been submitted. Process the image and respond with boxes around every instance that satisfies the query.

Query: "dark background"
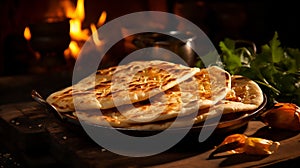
[0,0,299,76]
[0,1,299,167]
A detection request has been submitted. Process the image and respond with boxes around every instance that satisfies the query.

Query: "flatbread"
[215,75,264,114]
[75,87,199,128]
[46,60,264,131]
[131,75,264,130]
[75,66,231,127]
[76,74,263,131]
[46,60,200,112]
[178,75,264,127]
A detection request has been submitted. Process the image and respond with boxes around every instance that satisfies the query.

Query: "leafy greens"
[206,32,300,106]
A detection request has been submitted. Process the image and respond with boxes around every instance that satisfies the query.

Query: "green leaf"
[217,32,300,106]
[219,40,242,74]
[269,32,284,63]
[222,38,235,50]
[287,48,300,70]
[277,56,297,73]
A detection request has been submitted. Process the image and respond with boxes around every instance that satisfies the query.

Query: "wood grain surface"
[1,101,299,168]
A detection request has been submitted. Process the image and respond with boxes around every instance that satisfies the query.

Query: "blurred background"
[0,0,299,76]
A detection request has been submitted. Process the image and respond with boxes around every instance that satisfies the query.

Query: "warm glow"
[97,11,107,27]
[63,1,75,18]
[70,19,81,34]
[69,19,90,41]
[69,0,90,41]
[24,27,31,40]
[90,23,102,46]
[64,41,81,59]
[64,0,106,59]
[74,0,85,21]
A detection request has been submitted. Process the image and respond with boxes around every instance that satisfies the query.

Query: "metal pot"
[132,31,198,67]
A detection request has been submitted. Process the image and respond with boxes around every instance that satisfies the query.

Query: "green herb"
[199,32,300,106]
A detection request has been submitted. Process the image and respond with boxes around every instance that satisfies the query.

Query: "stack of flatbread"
[46,60,264,130]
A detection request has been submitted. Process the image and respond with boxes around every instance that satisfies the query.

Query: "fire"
[23,0,106,60]
[90,11,107,47]
[90,23,102,46]
[64,41,80,59]
[69,0,89,41]
[66,0,107,59]
[24,26,41,60]
[73,0,85,21]
[97,11,107,27]
[24,26,31,40]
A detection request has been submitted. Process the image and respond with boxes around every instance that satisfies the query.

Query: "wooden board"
[1,101,300,168]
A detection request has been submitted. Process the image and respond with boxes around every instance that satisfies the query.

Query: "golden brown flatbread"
[218,75,264,114]
[75,75,263,131]
[46,60,200,112]
[46,60,264,131]
[75,66,231,128]
[136,76,263,130]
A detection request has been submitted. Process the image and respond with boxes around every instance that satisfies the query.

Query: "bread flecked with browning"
[46,60,200,112]
[75,66,232,128]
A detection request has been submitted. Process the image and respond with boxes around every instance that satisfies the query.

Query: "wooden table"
[1,101,300,168]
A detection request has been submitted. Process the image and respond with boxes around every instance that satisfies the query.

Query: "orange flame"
[24,27,31,40]
[90,23,102,46]
[91,11,107,46]
[97,11,107,27]
[73,0,85,21]
[64,41,80,59]
[64,0,107,60]
[69,0,89,41]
